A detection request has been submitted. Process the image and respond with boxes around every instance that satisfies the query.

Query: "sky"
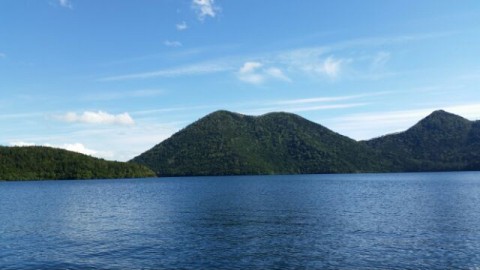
[2,1,480,161]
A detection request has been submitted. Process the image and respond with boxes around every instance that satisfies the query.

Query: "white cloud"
[239,61,262,73]
[322,57,344,78]
[176,21,188,31]
[99,62,233,81]
[237,61,291,85]
[10,141,35,147]
[264,67,291,82]
[444,103,480,120]
[192,0,219,20]
[57,111,135,125]
[164,40,183,47]
[237,62,264,84]
[61,143,99,156]
[9,141,109,158]
[58,0,73,9]
[295,56,346,79]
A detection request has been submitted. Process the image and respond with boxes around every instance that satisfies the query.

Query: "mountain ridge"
[365,109,478,172]
[131,110,389,176]
[131,109,480,176]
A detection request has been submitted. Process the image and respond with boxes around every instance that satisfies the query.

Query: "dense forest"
[131,110,480,176]
[0,146,155,181]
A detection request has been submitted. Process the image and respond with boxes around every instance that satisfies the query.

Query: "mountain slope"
[0,146,155,181]
[365,110,480,171]
[131,110,390,176]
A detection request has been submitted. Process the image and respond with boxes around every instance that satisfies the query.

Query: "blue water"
[1,172,480,269]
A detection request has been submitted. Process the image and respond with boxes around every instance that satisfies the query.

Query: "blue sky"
[2,1,480,161]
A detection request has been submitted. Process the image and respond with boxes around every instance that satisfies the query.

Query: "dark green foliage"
[365,110,480,172]
[0,146,155,181]
[131,110,392,176]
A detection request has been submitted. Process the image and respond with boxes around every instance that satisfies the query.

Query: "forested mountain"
[132,109,480,176]
[4,110,478,181]
[131,110,391,176]
[0,146,155,181]
[365,110,480,171]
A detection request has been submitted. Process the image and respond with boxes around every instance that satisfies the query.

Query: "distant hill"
[131,109,480,176]
[365,110,480,171]
[131,110,391,176]
[0,146,155,181]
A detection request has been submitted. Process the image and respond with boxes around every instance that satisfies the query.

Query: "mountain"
[131,110,391,176]
[10,109,477,181]
[0,146,155,181]
[365,110,480,171]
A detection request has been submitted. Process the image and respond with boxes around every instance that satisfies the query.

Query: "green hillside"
[131,110,391,176]
[0,146,155,181]
[365,110,480,171]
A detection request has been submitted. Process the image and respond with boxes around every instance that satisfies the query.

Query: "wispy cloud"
[83,89,164,101]
[246,103,367,115]
[264,67,291,82]
[0,112,43,120]
[274,46,349,79]
[192,0,219,21]
[58,0,73,9]
[237,61,291,84]
[0,53,6,59]
[101,32,449,82]
[132,104,223,117]
[270,32,453,80]
[273,92,390,105]
[56,111,135,125]
[131,92,388,118]
[164,40,183,47]
[100,62,233,81]
[176,21,188,31]
[322,32,455,53]
[371,51,391,68]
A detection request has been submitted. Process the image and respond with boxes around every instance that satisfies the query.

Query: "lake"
[1,172,480,269]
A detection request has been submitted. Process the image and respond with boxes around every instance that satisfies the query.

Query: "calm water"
[2,172,480,269]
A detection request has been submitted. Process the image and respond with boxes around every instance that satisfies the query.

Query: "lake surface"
[2,172,480,269]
